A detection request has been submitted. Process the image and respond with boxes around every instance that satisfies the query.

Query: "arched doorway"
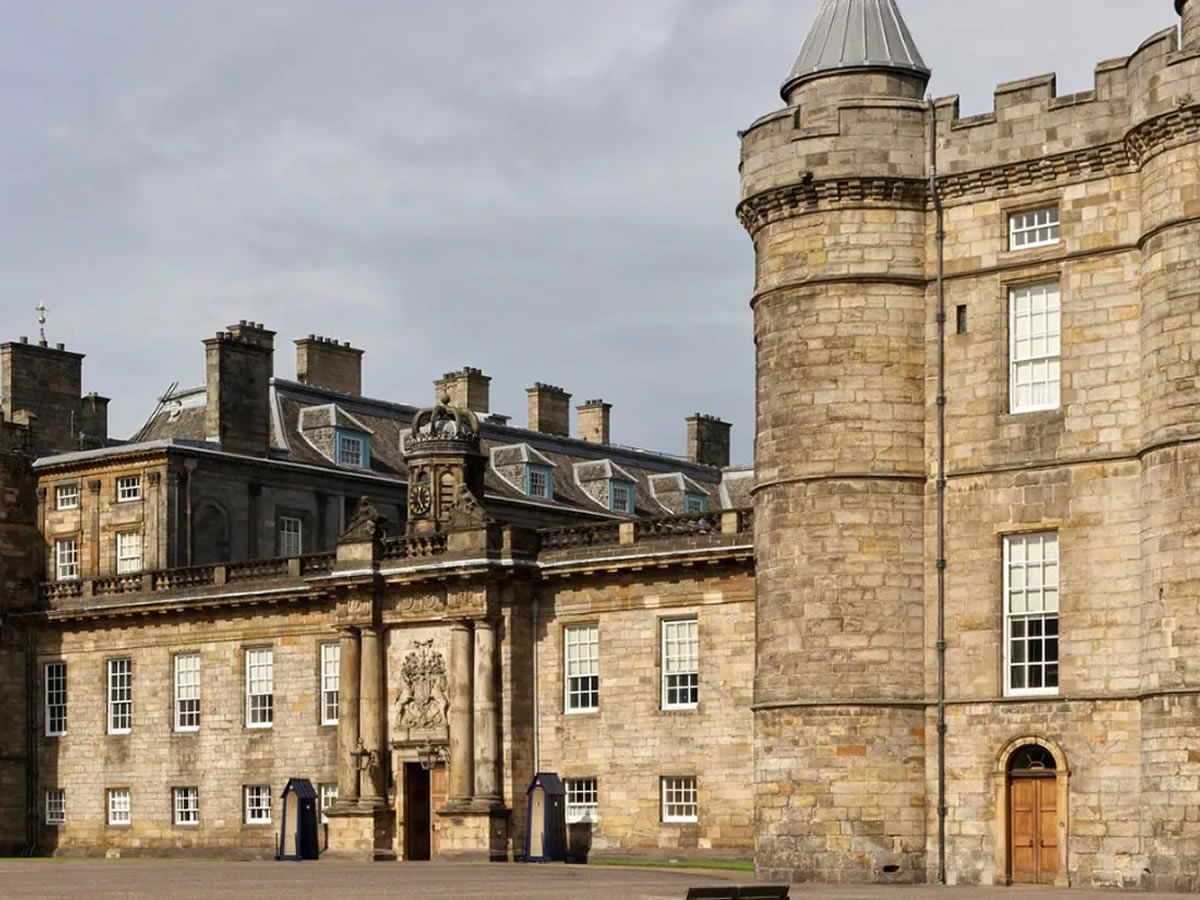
[993,737,1069,887]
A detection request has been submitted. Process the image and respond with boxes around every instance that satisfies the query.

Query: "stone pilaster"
[473,620,500,803]
[359,625,386,803]
[336,627,361,804]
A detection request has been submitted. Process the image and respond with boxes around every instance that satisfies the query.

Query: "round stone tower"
[1135,1,1200,890]
[738,0,931,884]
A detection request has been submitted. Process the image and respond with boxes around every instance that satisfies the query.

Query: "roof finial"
[35,301,48,347]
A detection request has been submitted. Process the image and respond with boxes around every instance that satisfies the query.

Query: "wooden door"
[1009,776,1057,885]
[283,793,298,857]
[404,764,432,861]
[430,763,447,858]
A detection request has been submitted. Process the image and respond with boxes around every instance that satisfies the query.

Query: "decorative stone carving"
[341,496,387,543]
[395,640,450,735]
[443,485,490,530]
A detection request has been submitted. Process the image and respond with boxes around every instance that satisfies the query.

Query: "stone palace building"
[1,0,1200,890]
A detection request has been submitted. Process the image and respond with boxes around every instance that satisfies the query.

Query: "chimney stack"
[435,367,491,414]
[577,400,612,445]
[526,384,571,437]
[204,321,275,456]
[295,336,364,395]
[77,392,110,449]
[686,414,731,468]
[1,339,86,454]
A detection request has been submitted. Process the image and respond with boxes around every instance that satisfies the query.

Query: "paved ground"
[0,860,1179,899]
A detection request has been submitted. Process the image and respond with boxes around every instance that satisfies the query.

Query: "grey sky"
[0,0,1173,462]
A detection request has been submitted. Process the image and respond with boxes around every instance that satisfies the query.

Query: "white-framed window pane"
[116,475,142,502]
[116,531,142,574]
[337,435,364,467]
[564,625,599,712]
[245,785,272,824]
[45,789,66,826]
[1009,282,1061,413]
[246,648,274,727]
[528,466,550,499]
[277,517,303,557]
[610,481,633,513]
[55,538,79,581]
[565,778,598,824]
[1009,207,1060,250]
[320,643,340,726]
[173,787,199,825]
[107,788,131,826]
[662,618,699,710]
[174,653,201,731]
[55,484,79,510]
[45,661,67,736]
[107,658,132,734]
[319,783,338,824]
[661,776,698,823]
[1004,532,1060,696]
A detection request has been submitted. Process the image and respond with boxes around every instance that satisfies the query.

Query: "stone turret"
[739,0,929,884]
[403,396,487,536]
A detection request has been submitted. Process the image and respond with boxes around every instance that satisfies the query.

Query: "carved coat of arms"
[396,640,449,731]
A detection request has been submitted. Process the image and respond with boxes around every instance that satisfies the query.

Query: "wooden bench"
[684,886,789,900]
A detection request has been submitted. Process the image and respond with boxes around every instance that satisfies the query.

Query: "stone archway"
[993,736,1070,887]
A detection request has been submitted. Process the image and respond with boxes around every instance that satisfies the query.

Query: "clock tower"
[403,395,488,535]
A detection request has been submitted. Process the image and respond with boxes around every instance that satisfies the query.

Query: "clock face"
[411,484,432,517]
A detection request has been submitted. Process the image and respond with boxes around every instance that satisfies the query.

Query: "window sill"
[45,732,66,739]
[173,727,199,735]
[1004,689,1059,699]
[173,822,200,828]
[246,724,274,731]
[661,705,699,713]
[564,708,599,716]
[320,721,339,728]
[107,730,131,737]
[244,821,273,828]
[662,818,699,825]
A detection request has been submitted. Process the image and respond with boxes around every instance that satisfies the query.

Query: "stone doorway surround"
[993,736,1070,888]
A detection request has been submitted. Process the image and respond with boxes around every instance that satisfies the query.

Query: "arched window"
[439,472,456,515]
[193,501,231,565]
[1007,744,1057,774]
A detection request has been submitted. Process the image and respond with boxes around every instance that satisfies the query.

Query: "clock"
[410,484,432,517]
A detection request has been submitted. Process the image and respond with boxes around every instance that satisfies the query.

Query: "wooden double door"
[1009,775,1058,885]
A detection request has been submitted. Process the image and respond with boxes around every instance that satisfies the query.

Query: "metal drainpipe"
[929,98,949,886]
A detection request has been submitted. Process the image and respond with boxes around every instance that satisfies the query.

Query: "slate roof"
[782,0,929,98]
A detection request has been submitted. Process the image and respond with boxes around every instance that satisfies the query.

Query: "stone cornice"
[737,177,927,235]
[934,142,1132,203]
[1124,103,1200,167]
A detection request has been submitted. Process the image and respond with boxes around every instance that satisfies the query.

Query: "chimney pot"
[435,366,491,414]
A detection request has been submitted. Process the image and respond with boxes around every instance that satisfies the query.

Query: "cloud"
[0,0,1172,462]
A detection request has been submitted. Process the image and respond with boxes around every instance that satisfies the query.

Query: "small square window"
[45,789,66,826]
[1009,207,1060,250]
[565,778,598,824]
[116,476,142,503]
[245,785,272,824]
[173,787,199,826]
[107,788,131,826]
[337,434,366,468]
[609,480,635,514]
[955,305,968,335]
[684,493,708,514]
[661,776,697,823]
[55,484,80,510]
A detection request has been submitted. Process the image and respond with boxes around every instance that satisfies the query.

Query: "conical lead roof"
[782,0,930,98]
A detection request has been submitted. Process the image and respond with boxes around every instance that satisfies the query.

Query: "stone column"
[359,626,386,803]
[448,621,474,803]
[473,620,500,803]
[337,627,362,803]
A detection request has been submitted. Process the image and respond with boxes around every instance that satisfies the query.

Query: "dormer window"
[609,480,635,514]
[684,493,708,514]
[526,464,553,500]
[335,429,369,469]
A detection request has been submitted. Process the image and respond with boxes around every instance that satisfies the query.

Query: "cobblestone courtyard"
[0,861,1185,899]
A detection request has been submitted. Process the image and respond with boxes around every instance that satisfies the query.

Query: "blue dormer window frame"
[684,493,708,514]
[609,479,635,514]
[525,464,553,500]
[334,428,370,469]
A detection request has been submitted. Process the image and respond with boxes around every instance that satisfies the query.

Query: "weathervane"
[35,302,48,346]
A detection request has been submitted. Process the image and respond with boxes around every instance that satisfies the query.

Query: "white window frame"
[55,537,79,581]
[320,643,340,726]
[277,516,303,557]
[173,787,199,826]
[1008,206,1060,251]
[1003,532,1060,698]
[609,480,634,514]
[107,658,132,735]
[662,618,699,710]
[107,788,131,826]
[45,789,66,826]
[45,661,67,737]
[319,783,338,824]
[245,647,274,728]
[564,624,599,713]
[245,785,272,825]
[55,484,79,510]
[661,776,698,824]
[1009,281,1061,414]
[565,778,598,824]
[174,653,201,732]
[116,475,142,503]
[116,531,142,574]
[337,434,365,468]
